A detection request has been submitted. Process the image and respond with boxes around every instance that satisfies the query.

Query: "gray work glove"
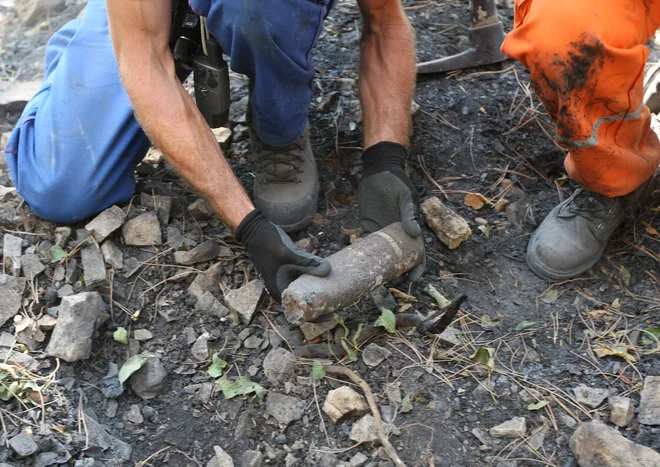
[358,142,425,280]
[236,210,331,302]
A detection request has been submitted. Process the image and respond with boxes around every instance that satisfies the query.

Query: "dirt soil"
[0,0,659,466]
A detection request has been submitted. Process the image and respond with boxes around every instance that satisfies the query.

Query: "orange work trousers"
[501,0,660,197]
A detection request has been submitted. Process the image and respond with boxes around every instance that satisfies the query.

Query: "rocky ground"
[1,0,660,466]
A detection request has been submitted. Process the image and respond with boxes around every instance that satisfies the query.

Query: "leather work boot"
[249,126,319,233]
[526,174,658,281]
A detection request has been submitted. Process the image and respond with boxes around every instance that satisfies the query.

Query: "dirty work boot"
[250,126,319,233]
[526,174,658,281]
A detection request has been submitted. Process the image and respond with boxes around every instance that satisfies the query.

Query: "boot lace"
[564,189,616,231]
[255,141,305,185]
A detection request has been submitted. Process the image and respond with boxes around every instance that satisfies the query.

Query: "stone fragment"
[188,199,214,219]
[284,453,298,467]
[54,226,71,248]
[143,147,164,165]
[207,445,234,467]
[101,240,123,269]
[81,244,108,287]
[323,386,369,423]
[361,343,392,368]
[0,274,26,327]
[123,257,141,278]
[126,404,144,424]
[573,386,609,409]
[369,286,397,312]
[129,356,168,400]
[570,420,660,466]
[122,211,162,246]
[241,450,263,467]
[3,233,22,276]
[175,239,222,265]
[263,347,295,384]
[85,205,126,242]
[420,196,471,249]
[188,263,224,300]
[191,332,210,361]
[349,414,392,443]
[57,284,74,298]
[300,317,337,342]
[140,193,172,224]
[212,127,233,150]
[9,431,39,457]
[609,396,635,427]
[226,280,263,325]
[195,292,230,318]
[489,417,527,438]
[46,292,105,362]
[21,253,45,280]
[37,315,57,331]
[101,363,124,399]
[266,392,305,426]
[293,236,318,253]
[244,335,264,349]
[65,258,80,283]
[84,413,132,461]
[639,376,660,425]
[133,329,153,341]
[349,452,369,467]
[167,226,184,249]
[437,327,461,346]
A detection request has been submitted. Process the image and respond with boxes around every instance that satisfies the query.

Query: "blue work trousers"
[4,0,333,224]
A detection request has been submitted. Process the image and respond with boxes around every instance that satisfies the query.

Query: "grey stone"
[54,226,71,248]
[84,413,132,461]
[174,239,224,265]
[490,417,527,438]
[437,326,461,346]
[35,240,53,264]
[323,386,369,423]
[188,199,214,219]
[244,335,264,349]
[573,386,609,409]
[639,376,660,425]
[349,415,393,443]
[129,356,168,400]
[57,284,74,298]
[188,263,224,300]
[570,420,660,466]
[226,281,263,325]
[20,253,45,280]
[0,274,26,327]
[126,404,144,424]
[241,450,263,467]
[123,257,141,278]
[361,343,392,368]
[9,431,39,457]
[15,0,66,26]
[609,396,635,427]
[106,399,119,418]
[300,317,337,342]
[349,453,369,467]
[81,244,108,288]
[101,240,123,269]
[133,329,153,341]
[195,292,229,318]
[46,292,105,362]
[167,226,184,249]
[198,382,214,404]
[122,211,162,246]
[369,286,397,312]
[266,392,304,426]
[85,205,126,243]
[3,233,22,276]
[65,258,80,283]
[284,453,298,467]
[34,440,71,466]
[263,347,294,384]
[140,193,172,224]
[191,332,210,361]
[207,445,234,467]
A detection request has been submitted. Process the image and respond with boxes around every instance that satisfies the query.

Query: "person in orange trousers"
[500,0,660,281]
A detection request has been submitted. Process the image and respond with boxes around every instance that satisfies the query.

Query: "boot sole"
[277,215,313,234]
[525,229,606,282]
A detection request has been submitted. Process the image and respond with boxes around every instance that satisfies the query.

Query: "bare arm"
[357,0,416,148]
[106,0,253,231]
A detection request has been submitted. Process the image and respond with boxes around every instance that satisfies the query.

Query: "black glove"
[358,141,425,280]
[236,210,331,302]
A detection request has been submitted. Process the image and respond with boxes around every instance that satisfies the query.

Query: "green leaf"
[113,327,128,345]
[311,361,326,380]
[527,400,548,411]
[49,245,67,263]
[424,284,451,308]
[539,289,559,304]
[118,355,148,386]
[208,354,228,379]
[515,321,539,331]
[352,323,364,348]
[217,376,265,404]
[470,347,495,373]
[341,339,358,362]
[642,326,660,345]
[401,394,413,413]
[375,309,396,334]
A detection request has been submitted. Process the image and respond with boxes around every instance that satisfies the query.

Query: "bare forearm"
[359,2,416,148]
